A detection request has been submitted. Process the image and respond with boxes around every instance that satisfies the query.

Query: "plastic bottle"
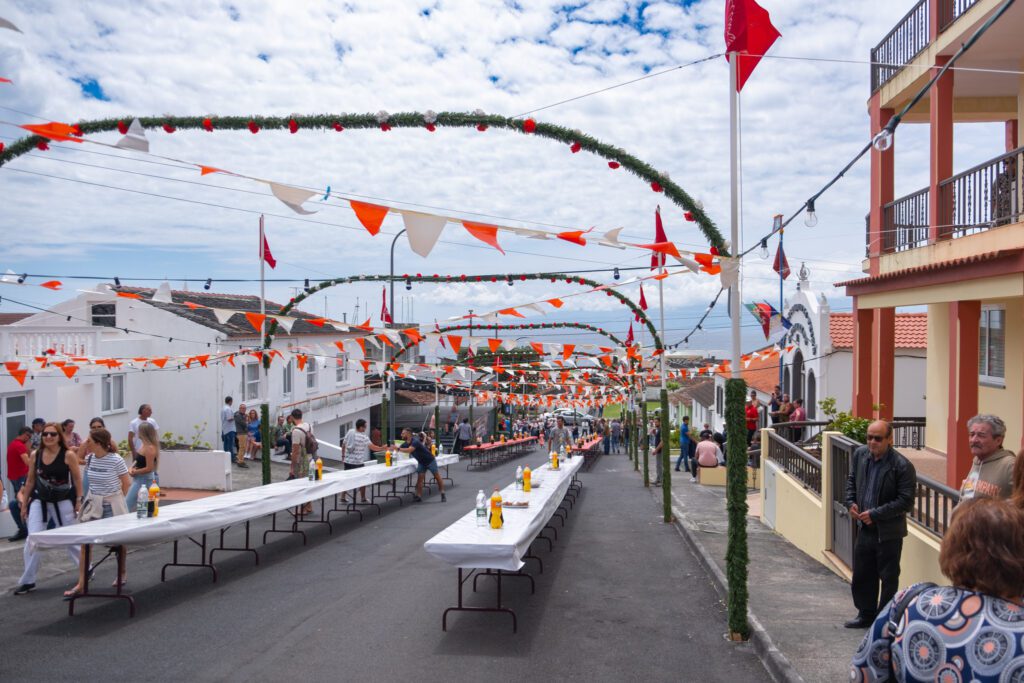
[488,487,503,529]
[515,465,523,491]
[385,449,392,467]
[308,455,316,481]
[431,443,437,457]
[475,490,487,527]
[136,486,148,519]
[523,466,532,492]
[551,450,559,470]
[147,481,160,518]
[315,455,323,481]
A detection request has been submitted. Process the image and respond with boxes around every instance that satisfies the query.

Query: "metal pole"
[641,397,649,486]
[388,229,406,444]
[259,215,271,485]
[657,208,671,522]
[778,227,784,387]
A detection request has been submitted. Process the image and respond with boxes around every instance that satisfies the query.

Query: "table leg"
[263,511,307,546]
[69,544,137,618]
[291,500,333,534]
[443,568,519,633]
[161,534,218,582]
[210,520,260,566]
[327,493,366,522]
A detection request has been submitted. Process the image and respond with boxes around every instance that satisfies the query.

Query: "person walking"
[850,498,1024,682]
[6,426,32,541]
[13,423,82,595]
[453,418,472,455]
[233,403,249,468]
[650,421,664,486]
[128,404,159,474]
[65,427,130,596]
[398,428,445,503]
[220,396,236,459]
[60,419,82,457]
[610,419,622,454]
[843,420,917,628]
[125,422,160,515]
[29,418,45,452]
[745,398,759,446]
[958,414,1016,501]
[675,415,693,473]
[548,416,573,455]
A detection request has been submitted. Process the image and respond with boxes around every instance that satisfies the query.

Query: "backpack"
[297,425,318,455]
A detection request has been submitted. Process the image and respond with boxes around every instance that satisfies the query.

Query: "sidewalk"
[657,467,864,683]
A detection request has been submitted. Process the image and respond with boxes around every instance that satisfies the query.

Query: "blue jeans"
[8,477,27,534]
[675,442,692,471]
[222,430,237,456]
[126,472,156,514]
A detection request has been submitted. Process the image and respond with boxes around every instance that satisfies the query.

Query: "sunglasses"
[866,435,886,442]
[42,432,59,437]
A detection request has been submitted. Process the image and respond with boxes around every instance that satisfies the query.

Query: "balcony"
[867,145,1024,255]
[870,0,980,93]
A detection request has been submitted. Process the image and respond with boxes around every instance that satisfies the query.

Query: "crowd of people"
[5,404,160,597]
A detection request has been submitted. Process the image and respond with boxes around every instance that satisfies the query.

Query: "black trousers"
[850,525,903,618]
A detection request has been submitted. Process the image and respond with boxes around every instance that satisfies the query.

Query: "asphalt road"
[0,452,768,682]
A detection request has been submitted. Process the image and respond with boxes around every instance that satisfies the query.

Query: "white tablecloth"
[423,455,583,571]
[27,454,458,551]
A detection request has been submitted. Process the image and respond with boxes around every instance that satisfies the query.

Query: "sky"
[0,0,1009,356]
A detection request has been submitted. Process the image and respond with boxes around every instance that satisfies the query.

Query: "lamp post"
[387,228,407,444]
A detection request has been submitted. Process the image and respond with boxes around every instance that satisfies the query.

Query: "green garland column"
[660,387,671,522]
[632,408,639,471]
[641,400,649,486]
[725,378,750,638]
[381,389,390,446]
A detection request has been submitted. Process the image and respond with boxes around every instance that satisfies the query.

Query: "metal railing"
[765,430,821,497]
[772,420,830,449]
[880,187,930,254]
[938,0,979,30]
[871,0,930,92]
[891,420,926,449]
[938,146,1024,239]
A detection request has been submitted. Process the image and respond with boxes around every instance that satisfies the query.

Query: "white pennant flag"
[598,227,626,249]
[212,308,235,325]
[151,282,173,304]
[269,182,318,215]
[401,211,447,258]
[115,118,149,153]
[273,316,295,333]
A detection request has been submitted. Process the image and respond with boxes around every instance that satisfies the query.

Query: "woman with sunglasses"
[13,422,83,595]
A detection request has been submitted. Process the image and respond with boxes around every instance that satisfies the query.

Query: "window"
[243,363,260,401]
[102,374,125,412]
[3,395,27,461]
[336,353,348,384]
[282,360,293,397]
[715,386,724,415]
[90,303,116,328]
[979,305,1005,384]
[339,421,352,441]
[306,358,318,390]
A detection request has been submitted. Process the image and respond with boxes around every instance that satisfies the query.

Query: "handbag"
[33,449,75,503]
[77,492,105,522]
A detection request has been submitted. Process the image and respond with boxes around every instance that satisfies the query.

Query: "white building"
[702,278,927,433]
[0,285,380,471]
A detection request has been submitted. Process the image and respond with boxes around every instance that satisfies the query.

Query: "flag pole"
[657,206,670,522]
[259,214,271,485]
[778,227,784,387]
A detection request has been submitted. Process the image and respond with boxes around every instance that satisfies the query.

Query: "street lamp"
[388,228,407,444]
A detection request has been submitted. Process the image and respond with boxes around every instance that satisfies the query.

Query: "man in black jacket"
[843,419,916,629]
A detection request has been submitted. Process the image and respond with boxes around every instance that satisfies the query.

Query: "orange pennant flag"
[350,201,389,236]
[355,317,374,332]
[653,271,671,280]
[4,361,20,374]
[488,338,502,353]
[497,307,524,318]
[556,228,593,246]
[307,317,327,327]
[196,354,210,368]
[116,291,142,299]
[61,365,79,379]
[401,328,423,344]
[21,122,83,142]
[637,241,681,259]
[151,357,169,369]
[446,335,463,354]
[694,253,715,267]
[546,298,564,308]
[562,344,575,360]
[334,341,346,352]
[530,342,545,355]
[245,312,267,331]
[39,280,62,290]
[443,365,455,374]
[700,264,721,275]
[199,166,224,176]
[360,359,371,373]
[462,222,505,254]
[9,368,27,386]
[355,337,367,357]
[183,301,207,310]
[226,354,236,368]
[601,355,613,368]
[377,334,394,348]
[296,354,308,371]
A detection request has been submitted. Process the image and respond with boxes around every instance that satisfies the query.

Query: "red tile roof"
[719,346,783,395]
[834,249,1022,287]
[828,312,928,349]
[0,313,31,325]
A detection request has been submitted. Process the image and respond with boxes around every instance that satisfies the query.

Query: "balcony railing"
[938,0,980,30]
[881,187,930,254]
[871,0,930,92]
[938,145,1024,238]
[765,430,821,497]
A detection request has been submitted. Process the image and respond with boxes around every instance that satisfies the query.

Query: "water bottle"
[308,455,315,481]
[475,490,487,527]
[136,486,148,519]
[515,465,523,491]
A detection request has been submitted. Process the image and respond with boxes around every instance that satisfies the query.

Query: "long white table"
[423,455,584,632]
[29,453,458,616]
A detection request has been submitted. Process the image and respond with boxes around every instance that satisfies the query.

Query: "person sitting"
[850,498,1024,681]
[689,431,723,483]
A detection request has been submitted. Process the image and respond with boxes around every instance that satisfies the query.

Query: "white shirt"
[221,406,235,434]
[342,430,371,465]
[129,416,159,452]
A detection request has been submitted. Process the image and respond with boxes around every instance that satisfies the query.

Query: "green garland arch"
[391,321,625,362]
[0,111,726,252]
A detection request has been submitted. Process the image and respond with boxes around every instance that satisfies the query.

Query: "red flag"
[380,286,393,324]
[639,284,649,311]
[261,233,276,269]
[725,0,781,92]
[625,321,634,348]
[651,206,668,270]
[773,242,790,280]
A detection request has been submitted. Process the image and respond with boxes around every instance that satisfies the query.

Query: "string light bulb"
[507,275,513,286]
[613,267,620,280]
[114,276,121,287]
[804,199,818,228]
[303,278,310,293]
[405,277,412,291]
[17,273,26,284]
[759,239,769,259]
[204,278,212,290]
[872,128,893,152]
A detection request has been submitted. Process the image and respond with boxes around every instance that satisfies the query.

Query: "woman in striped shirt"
[64,428,130,599]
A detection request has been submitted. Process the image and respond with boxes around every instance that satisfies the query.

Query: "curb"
[664,494,804,683]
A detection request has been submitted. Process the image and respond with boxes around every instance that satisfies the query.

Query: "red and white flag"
[724,0,781,92]
[380,286,393,324]
[639,284,649,311]
[625,321,635,348]
[651,206,668,270]
[773,242,790,280]
[261,233,276,269]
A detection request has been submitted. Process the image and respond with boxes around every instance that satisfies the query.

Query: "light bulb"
[613,267,620,280]
[303,278,310,292]
[872,128,893,152]
[804,199,818,228]
[204,278,212,290]
[405,278,412,291]
[759,239,769,259]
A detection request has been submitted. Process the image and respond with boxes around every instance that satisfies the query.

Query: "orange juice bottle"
[551,450,559,470]
[385,449,392,467]
[523,466,532,492]
[315,456,323,480]
[489,487,503,529]
[148,481,160,517]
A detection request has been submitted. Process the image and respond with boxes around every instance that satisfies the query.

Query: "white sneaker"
[690,477,697,483]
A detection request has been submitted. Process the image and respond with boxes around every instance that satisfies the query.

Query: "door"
[830,442,857,568]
